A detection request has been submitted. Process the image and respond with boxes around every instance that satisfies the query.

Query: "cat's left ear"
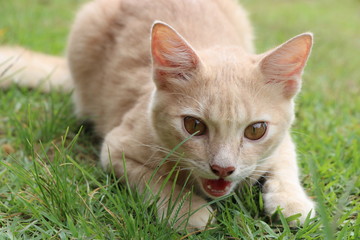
[260,33,313,99]
[151,21,200,89]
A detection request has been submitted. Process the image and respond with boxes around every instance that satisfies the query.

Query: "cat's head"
[149,21,313,198]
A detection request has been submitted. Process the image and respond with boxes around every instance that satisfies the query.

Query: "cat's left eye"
[244,122,267,140]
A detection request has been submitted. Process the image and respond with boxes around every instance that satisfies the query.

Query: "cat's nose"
[210,165,235,178]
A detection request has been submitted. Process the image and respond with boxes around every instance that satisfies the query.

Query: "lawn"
[0,0,359,239]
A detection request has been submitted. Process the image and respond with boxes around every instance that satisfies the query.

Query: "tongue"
[202,178,231,197]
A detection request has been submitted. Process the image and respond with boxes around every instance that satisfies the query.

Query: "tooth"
[207,185,212,190]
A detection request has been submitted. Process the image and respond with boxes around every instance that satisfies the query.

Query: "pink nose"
[210,165,235,178]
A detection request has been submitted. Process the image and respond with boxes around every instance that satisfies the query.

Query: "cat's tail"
[0,46,73,92]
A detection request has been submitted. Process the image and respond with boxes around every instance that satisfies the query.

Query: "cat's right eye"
[184,116,207,136]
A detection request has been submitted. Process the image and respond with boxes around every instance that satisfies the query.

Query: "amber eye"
[244,122,267,140]
[184,116,207,136]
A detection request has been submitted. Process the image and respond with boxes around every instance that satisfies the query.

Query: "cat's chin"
[200,178,233,198]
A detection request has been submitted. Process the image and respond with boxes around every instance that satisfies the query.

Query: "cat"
[0,0,315,230]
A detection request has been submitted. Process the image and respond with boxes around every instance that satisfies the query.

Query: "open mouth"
[201,178,232,197]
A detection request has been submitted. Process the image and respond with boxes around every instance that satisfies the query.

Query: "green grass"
[1,0,359,239]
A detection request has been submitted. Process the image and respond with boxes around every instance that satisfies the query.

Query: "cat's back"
[69,0,253,63]
[68,0,253,135]
[117,0,253,50]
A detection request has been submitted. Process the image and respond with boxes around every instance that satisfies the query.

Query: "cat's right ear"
[151,21,200,89]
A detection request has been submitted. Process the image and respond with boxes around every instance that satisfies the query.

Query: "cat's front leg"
[100,127,214,230]
[262,134,315,224]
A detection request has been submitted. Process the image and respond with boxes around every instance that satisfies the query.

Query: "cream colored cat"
[0,0,315,230]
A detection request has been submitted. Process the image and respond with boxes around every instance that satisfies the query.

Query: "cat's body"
[0,0,315,229]
[68,0,254,136]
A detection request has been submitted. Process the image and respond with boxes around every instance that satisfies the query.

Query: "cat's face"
[150,22,312,198]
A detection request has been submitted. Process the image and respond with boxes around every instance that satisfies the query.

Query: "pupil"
[253,124,259,134]
[194,120,199,130]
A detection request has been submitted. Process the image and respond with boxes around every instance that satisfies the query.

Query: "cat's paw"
[264,192,315,224]
[186,204,215,230]
[263,181,315,224]
[159,195,215,230]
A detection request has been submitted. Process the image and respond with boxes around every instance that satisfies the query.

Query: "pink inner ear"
[150,22,200,89]
[260,33,313,98]
[151,34,167,66]
[151,22,199,71]
[283,79,299,98]
[152,35,197,69]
